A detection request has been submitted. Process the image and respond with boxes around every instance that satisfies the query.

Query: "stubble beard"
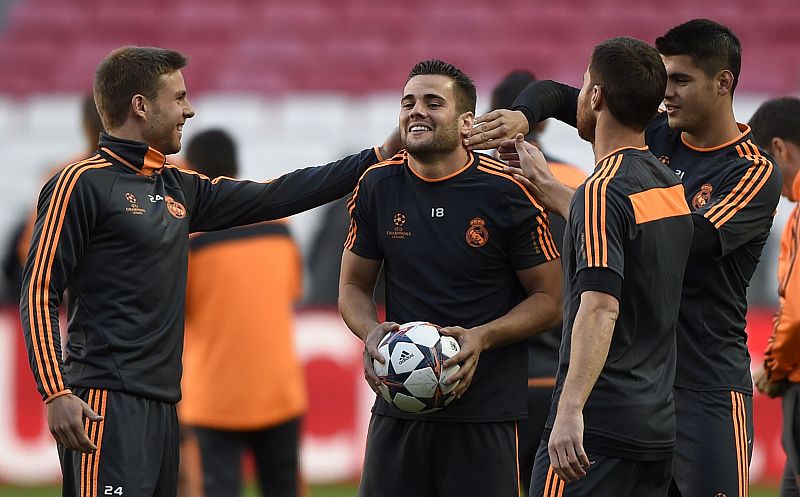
[402,122,461,161]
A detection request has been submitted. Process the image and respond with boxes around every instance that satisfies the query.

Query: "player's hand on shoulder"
[46,393,103,453]
[362,321,400,393]
[379,127,402,160]
[440,326,487,399]
[464,109,529,150]
[548,409,591,482]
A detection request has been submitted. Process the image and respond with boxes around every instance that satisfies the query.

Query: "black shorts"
[359,414,519,497]
[529,439,671,497]
[58,388,179,497]
[519,385,554,493]
[781,383,800,497]
[669,387,753,497]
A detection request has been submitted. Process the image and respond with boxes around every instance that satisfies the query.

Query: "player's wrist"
[556,396,584,415]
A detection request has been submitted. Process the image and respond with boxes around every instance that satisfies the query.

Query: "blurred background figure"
[179,128,307,497]
[749,97,800,497]
[0,93,104,304]
[489,70,586,495]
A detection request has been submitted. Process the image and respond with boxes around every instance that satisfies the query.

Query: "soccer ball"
[374,321,461,413]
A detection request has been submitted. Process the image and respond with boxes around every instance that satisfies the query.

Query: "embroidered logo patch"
[387,212,411,239]
[165,195,186,219]
[466,217,489,247]
[692,183,713,210]
[124,192,146,215]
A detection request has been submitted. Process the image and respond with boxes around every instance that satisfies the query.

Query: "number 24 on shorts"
[104,486,123,495]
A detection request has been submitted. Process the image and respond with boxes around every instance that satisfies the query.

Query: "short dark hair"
[655,19,741,94]
[589,37,667,132]
[748,97,800,151]
[185,129,239,179]
[94,46,188,130]
[490,70,537,111]
[407,59,477,114]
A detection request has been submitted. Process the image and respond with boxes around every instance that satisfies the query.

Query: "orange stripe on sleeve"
[628,184,690,225]
[32,161,112,398]
[584,154,623,267]
[343,160,404,251]
[710,158,772,229]
[26,158,104,398]
[475,165,559,261]
[705,147,773,229]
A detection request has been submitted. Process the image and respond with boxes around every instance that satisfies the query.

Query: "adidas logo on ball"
[397,350,414,365]
[374,321,461,414]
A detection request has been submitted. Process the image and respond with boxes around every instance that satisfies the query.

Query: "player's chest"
[372,187,508,262]
[101,175,189,250]
[661,150,730,211]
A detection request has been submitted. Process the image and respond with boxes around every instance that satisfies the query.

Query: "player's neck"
[592,116,646,165]
[681,104,741,150]
[408,147,471,180]
[107,123,149,147]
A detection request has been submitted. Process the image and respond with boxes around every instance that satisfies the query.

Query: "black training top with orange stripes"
[20,133,379,404]
[547,147,693,460]
[514,81,783,395]
[646,112,781,394]
[346,150,558,422]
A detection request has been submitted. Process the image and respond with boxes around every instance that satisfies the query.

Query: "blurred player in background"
[490,69,586,494]
[1,93,105,303]
[502,36,692,495]
[466,19,782,497]
[749,97,800,497]
[179,129,307,497]
[19,45,397,497]
[339,59,562,497]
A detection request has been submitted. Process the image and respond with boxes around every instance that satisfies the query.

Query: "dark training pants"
[59,388,179,497]
[191,417,302,497]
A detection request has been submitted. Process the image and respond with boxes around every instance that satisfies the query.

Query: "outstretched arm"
[464,81,580,150]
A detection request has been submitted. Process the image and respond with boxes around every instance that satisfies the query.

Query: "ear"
[717,70,735,96]
[459,111,475,136]
[771,137,789,161]
[590,85,602,112]
[131,94,148,120]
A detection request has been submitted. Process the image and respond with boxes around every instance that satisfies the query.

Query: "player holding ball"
[338,59,562,497]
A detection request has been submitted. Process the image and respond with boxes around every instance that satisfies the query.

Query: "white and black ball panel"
[374,321,461,413]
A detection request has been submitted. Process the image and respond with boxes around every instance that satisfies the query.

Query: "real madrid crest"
[165,195,187,219]
[466,217,489,247]
[692,183,713,210]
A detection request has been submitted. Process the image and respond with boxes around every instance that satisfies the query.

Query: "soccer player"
[748,97,800,497]
[338,59,563,497]
[466,19,782,497]
[500,36,693,496]
[179,129,307,497]
[19,46,397,497]
[490,69,587,494]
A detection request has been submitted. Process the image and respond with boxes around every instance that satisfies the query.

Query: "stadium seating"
[1,0,798,96]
